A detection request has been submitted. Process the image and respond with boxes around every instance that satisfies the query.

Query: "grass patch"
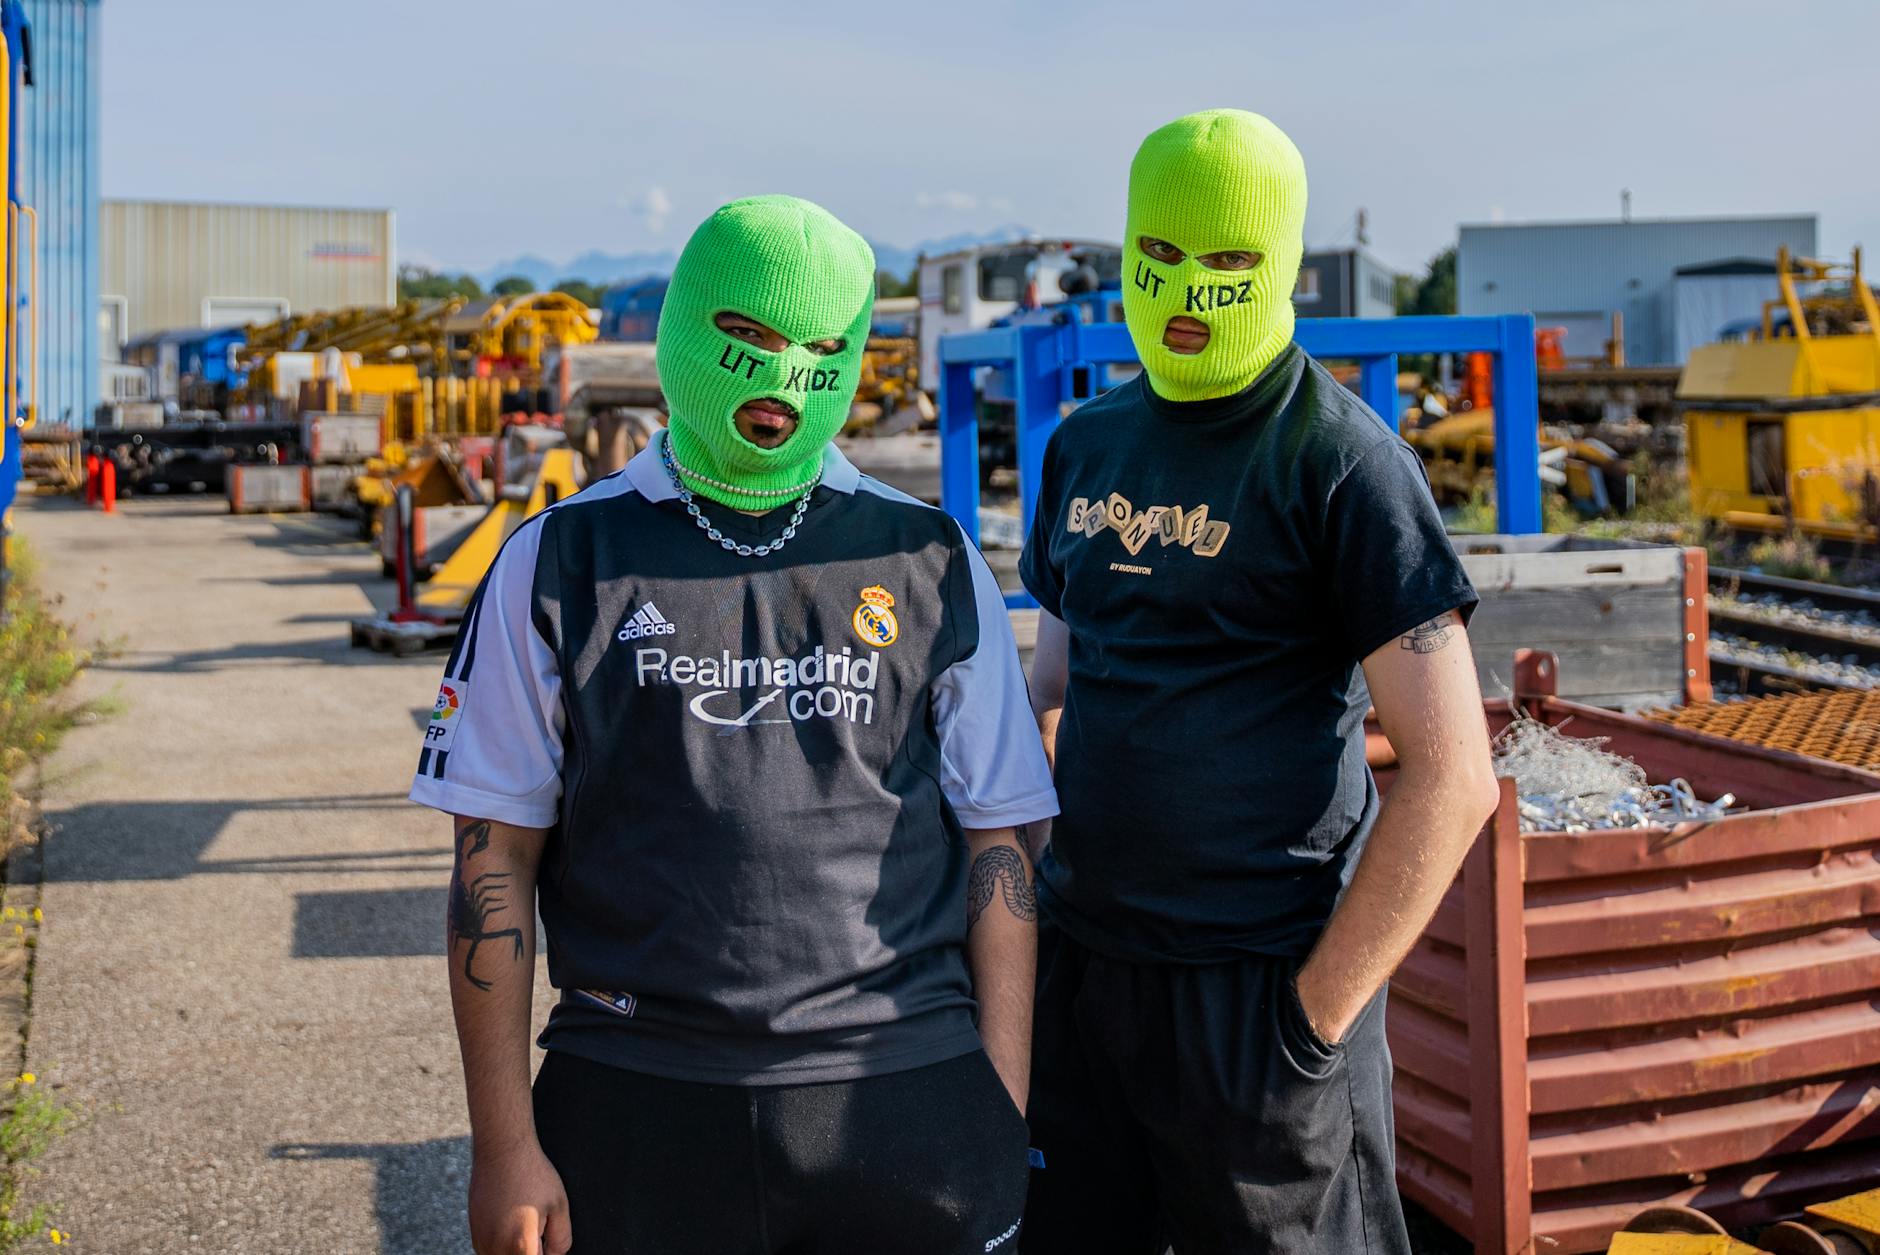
[0,1075,73,1248]
[0,543,114,806]
[1446,485,1597,536]
[1745,532,1833,583]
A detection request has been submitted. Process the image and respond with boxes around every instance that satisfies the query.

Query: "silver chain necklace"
[660,432,819,558]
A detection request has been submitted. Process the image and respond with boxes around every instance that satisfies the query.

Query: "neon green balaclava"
[655,195,875,504]
[1122,109,1308,402]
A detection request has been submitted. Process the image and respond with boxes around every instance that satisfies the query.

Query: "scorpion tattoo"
[448,820,525,992]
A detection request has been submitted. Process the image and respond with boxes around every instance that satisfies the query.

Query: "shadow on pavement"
[207,569,389,589]
[293,887,444,959]
[93,634,422,672]
[41,794,446,883]
[271,1138,469,1255]
[244,517,370,552]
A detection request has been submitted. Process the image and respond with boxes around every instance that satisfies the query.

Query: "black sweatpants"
[533,1047,1031,1255]
[1020,925,1411,1255]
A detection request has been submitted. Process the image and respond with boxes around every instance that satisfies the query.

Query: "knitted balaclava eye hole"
[1122,109,1308,402]
[655,195,875,505]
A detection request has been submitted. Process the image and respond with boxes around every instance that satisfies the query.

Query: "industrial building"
[100,198,396,349]
[1295,247,1397,319]
[20,0,101,430]
[1458,214,1817,365]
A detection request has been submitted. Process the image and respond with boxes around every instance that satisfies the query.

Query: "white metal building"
[1458,215,1817,365]
[100,199,396,349]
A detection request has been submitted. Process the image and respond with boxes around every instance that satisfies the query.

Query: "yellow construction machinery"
[353,439,488,573]
[235,292,601,440]
[1682,248,1880,540]
[350,432,584,652]
[413,442,582,620]
[442,292,599,378]
[1403,406,1635,515]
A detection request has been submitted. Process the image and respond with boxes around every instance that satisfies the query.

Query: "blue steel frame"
[0,2,26,527]
[938,315,1542,607]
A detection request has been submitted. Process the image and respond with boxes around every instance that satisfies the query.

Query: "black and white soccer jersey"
[409,439,1058,1085]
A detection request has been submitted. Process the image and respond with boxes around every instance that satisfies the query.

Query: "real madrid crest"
[852,584,899,648]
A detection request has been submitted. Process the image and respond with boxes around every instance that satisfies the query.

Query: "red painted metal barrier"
[1380,653,1880,1255]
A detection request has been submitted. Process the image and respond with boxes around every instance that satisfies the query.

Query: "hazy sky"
[101,0,1880,278]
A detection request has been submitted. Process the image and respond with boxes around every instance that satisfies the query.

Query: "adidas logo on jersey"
[617,602,677,641]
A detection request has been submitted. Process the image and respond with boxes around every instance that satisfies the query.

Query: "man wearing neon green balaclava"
[1120,107,1307,401]
[1019,112,1495,1253]
[417,195,1055,1255]
[656,195,875,507]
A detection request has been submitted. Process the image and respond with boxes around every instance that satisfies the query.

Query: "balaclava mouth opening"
[1122,109,1308,403]
[655,195,875,506]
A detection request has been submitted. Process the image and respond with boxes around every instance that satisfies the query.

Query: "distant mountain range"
[475,223,1043,290]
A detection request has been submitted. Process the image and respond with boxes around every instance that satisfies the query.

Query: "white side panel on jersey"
[930,523,1061,830]
[408,517,566,828]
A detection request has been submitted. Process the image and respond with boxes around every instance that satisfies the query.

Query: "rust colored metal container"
[1381,654,1880,1255]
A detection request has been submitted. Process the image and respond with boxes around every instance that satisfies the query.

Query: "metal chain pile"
[1491,716,1736,832]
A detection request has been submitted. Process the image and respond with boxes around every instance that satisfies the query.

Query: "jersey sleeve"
[931,525,1061,830]
[1017,429,1065,617]
[1323,440,1480,660]
[408,518,565,828]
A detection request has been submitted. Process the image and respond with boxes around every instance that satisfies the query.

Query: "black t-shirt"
[412,442,1057,1084]
[1019,345,1477,962]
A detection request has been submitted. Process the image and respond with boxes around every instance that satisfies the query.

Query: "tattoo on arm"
[966,845,1038,929]
[1400,612,1459,655]
[447,819,526,992]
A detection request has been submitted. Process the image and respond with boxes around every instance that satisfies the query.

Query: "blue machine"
[179,326,247,390]
[937,315,1542,608]
[600,278,669,342]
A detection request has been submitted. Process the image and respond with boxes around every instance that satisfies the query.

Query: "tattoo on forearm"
[966,845,1038,929]
[1400,612,1458,654]
[447,819,525,992]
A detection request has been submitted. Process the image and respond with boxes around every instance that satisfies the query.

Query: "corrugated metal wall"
[19,0,99,428]
[1458,216,1817,365]
[1352,251,1398,319]
[1672,272,1782,361]
[101,200,395,342]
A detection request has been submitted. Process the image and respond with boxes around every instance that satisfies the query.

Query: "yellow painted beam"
[1607,1234,1769,1255]
[1806,1185,1880,1242]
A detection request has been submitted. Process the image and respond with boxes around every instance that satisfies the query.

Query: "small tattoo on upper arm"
[1400,613,1458,654]
[966,845,1038,929]
[448,819,525,992]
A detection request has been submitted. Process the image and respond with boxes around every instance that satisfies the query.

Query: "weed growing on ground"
[1446,485,1583,535]
[1746,533,1834,583]
[0,543,114,806]
[0,1073,73,1249]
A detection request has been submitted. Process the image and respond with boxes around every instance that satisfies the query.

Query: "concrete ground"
[16,493,553,1254]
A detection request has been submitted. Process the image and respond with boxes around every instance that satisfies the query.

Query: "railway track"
[1708,566,1880,694]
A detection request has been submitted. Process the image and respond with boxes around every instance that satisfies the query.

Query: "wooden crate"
[1454,534,1709,711]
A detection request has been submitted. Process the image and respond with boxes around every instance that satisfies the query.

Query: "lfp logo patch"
[852,585,898,648]
[425,681,466,752]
